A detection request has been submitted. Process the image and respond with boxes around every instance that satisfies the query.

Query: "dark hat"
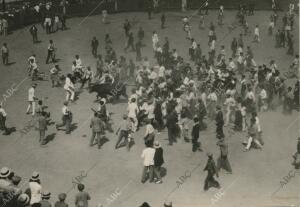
[63,101,69,106]
[12,175,22,184]
[58,193,67,201]
[216,105,221,110]
[140,202,151,207]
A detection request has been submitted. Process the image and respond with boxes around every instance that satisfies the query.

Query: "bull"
[89,81,128,102]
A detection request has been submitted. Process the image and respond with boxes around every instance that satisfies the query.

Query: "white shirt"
[158,66,165,77]
[0,108,7,117]
[64,77,74,90]
[152,34,159,44]
[260,89,267,99]
[145,123,155,136]
[29,182,42,204]
[208,92,217,102]
[228,61,236,71]
[141,147,155,166]
[28,87,35,101]
[254,27,259,35]
[149,71,158,80]
[146,104,155,119]
[62,105,69,115]
[75,58,82,67]
[127,102,139,118]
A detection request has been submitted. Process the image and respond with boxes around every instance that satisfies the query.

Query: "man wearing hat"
[26,84,37,116]
[0,167,12,189]
[56,101,72,134]
[29,171,42,206]
[215,105,224,139]
[191,116,203,152]
[90,112,105,149]
[38,112,48,146]
[17,193,30,207]
[216,138,232,174]
[40,191,51,207]
[203,153,220,191]
[153,141,164,184]
[115,114,131,150]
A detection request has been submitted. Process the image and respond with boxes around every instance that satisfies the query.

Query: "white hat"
[0,167,11,178]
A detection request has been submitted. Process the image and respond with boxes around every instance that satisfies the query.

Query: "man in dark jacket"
[216,138,232,173]
[191,116,203,152]
[91,37,99,58]
[166,110,178,145]
[203,153,220,191]
[90,112,105,149]
[215,106,224,139]
[38,112,48,146]
[153,141,164,184]
[29,25,38,43]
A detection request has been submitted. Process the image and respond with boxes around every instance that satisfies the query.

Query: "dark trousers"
[167,127,177,145]
[115,130,129,150]
[92,47,98,57]
[90,131,102,148]
[32,33,38,43]
[204,173,220,191]
[153,166,162,180]
[39,130,46,145]
[0,116,9,134]
[192,137,201,152]
[125,42,135,51]
[46,50,55,64]
[141,165,154,183]
[2,53,8,65]
[56,115,71,134]
[216,124,224,138]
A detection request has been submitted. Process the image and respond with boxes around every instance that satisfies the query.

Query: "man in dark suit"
[38,112,48,146]
[203,153,220,191]
[216,138,232,174]
[90,112,105,149]
[166,110,178,145]
[215,106,224,139]
[29,25,38,43]
[191,116,203,152]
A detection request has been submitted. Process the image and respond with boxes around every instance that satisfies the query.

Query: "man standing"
[141,143,155,183]
[89,112,105,149]
[253,25,260,43]
[215,106,224,139]
[46,40,55,64]
[91,37,99,58]
[0,104,9,135]
[161,13,166,29]
[38,112,48,146]
[115,114,131,150]
[56,101,72,134]
[127,98,139,132]
[216,138,232,174]
[29,25,38,43]
[191,116,203,152]
[26,83,37,116]
[166,109,178,146]
[64,74,75,102]
[203,153,220,191]
[1,43,9,65]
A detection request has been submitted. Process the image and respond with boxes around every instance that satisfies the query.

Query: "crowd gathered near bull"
[0,1,300,207]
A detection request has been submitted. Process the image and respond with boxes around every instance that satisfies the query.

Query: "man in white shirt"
[259,87,268,111]
[253,25,260,42]
[64,74,75,102]
[56,101,72,134]
[127,98,139,132]
[26,84,37,116]
[141,146,155,183]
[224,94,236,126]
[152,31,159,51]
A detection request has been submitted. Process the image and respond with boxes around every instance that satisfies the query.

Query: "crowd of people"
[0,0,299,207]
